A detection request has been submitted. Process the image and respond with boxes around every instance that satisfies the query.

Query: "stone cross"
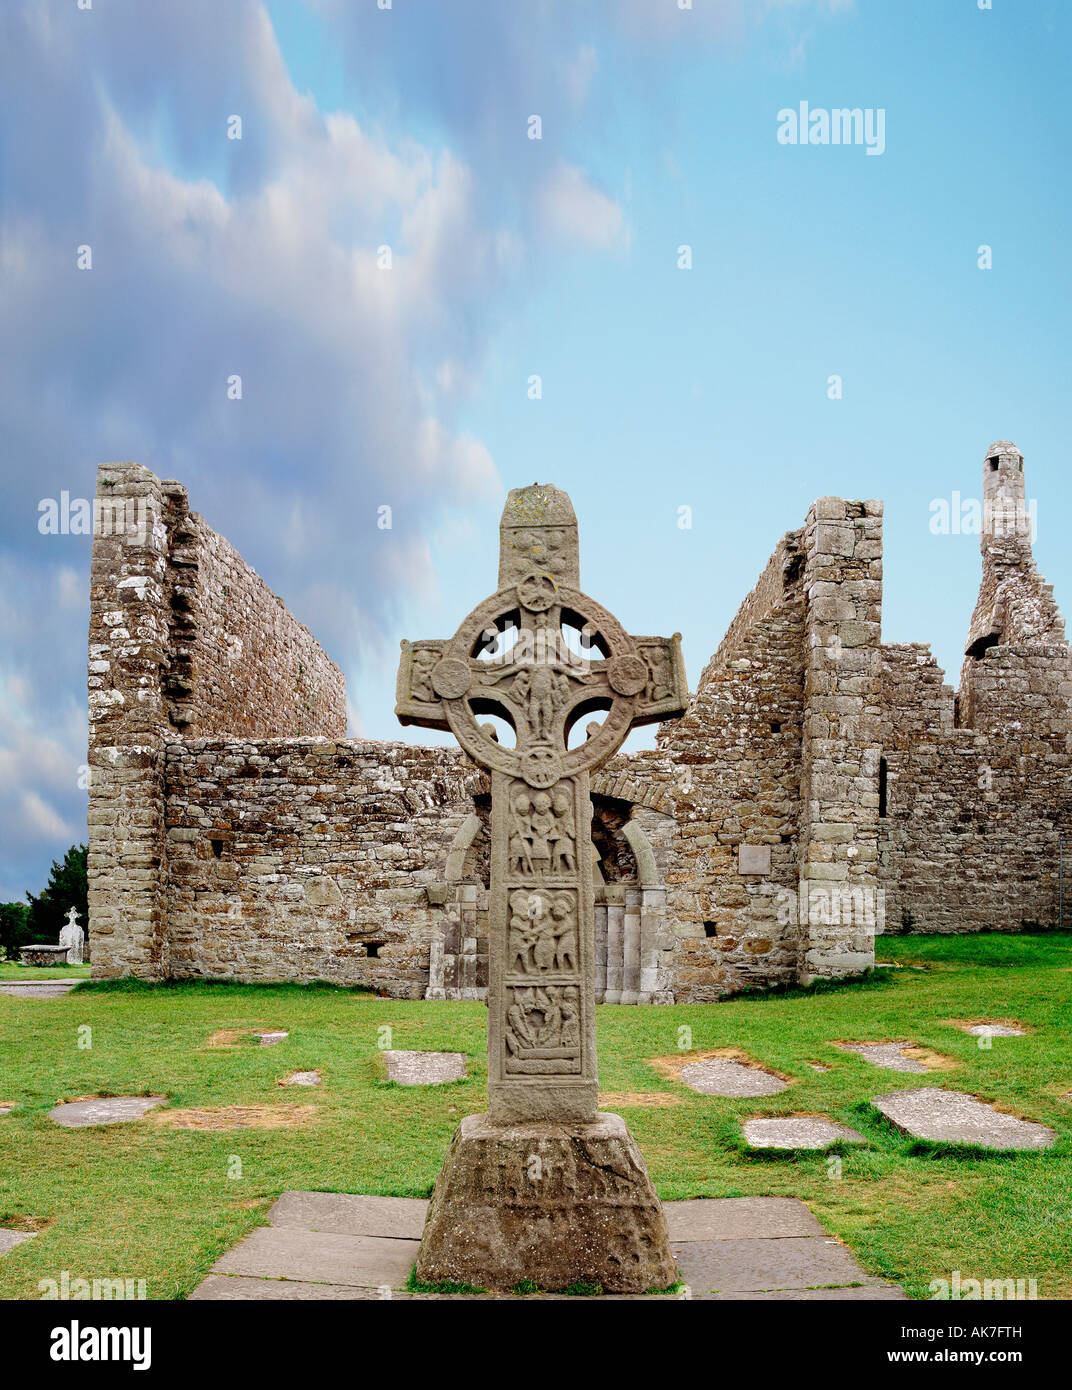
[59,907,84,966]
[397,484,687,1123]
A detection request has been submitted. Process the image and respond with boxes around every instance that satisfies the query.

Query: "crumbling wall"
[163,739,483,997]
[89,462,346,978]
[880,641,1072,933]
[622,530,808,1000]
[796,498,883,982]
[159,481,345,738]
[879,444,1072,934]
[88,443,1072,995]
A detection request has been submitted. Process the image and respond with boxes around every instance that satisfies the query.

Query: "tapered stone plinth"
[415,1112,677,1293]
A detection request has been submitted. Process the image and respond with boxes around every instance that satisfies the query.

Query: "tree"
[24,843,88,945]
[0,902,32,960]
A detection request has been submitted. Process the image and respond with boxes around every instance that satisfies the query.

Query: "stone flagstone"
[394,483,689,1293]
[742,1116,866,1150]
[281,1070,321,1087]
[959,1022,1026,1038]
[680,1057,787,1098]
[871,1088,1056,1150]
[49,1096,166,1128]
[255,1031,288,1046]
[0,1230,36,1257]
[0,981,80,998]
[382,1051,466,1086]
[190,1190,905,1300]
[837,1041,928,1073]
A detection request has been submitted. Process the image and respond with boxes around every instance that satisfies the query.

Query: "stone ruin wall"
[88,446,1072,996]
[164,740,483,996]
[88,462,346,979]
[878,642,1072,933]
[165,488,346,740]
[617,528,808,1000]
[878,447,1072,933]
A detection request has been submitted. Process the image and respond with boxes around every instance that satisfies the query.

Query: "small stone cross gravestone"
[59,907,84,966]
[396,483,686,1291]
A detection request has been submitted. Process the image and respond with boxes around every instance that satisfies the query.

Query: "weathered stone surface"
[382,1051,466,1086]
[0,982,79,998]
[871,1088,1057,1149]
[189,1275,406,1301]
[281,1070,321,1087]
[701,1284,906,1301]
[674,1236,884,1294]
[679,1057,787,1097]
[191,1190,905,1300]
[397,484,681,1287]
[664,1197,824,1241]
[741,1116,866,1150]
[255,1031,288,1046]
[414,1113,677,1293]
[59,908,85,964]
[18,945,70,967]
[837,1041,928,1073]
[49,1096,166,1127]
[959,1022,1026,1038]
[397,483,687,1125]
[0,1230,35,1256]
[268,1191,427,1240]
[87,442,1072,1002]
[211,1227,419,1288]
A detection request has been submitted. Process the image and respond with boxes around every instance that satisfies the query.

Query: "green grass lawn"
[0,962,91,981]
[0,932,1070,1300]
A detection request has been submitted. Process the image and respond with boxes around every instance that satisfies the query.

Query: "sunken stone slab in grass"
[382,1051,467,1086]
[0,1230,36,1256]
[49,1096,166,1128]
[872,1088,1056,1150]
[837,1042,927,1073]
[742,1117,866,1150]
[679,1057,787,1098]
[0,982,80,998]
[960,1023,1026,1038]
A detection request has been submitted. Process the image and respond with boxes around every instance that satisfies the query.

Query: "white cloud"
[538,162,628,250]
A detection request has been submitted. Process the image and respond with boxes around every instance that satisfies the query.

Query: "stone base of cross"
[396,483,687,1292]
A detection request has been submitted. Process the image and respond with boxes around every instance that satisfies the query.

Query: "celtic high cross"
[397,484,687,1124]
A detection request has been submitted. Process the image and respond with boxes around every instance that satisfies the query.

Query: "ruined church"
[87,442,1072,1002]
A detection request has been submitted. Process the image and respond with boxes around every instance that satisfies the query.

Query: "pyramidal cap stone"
[498,483,579,591]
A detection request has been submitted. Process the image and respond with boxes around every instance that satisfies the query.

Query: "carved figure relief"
[507,786,577,879]
[504,984,581,1073]
[409,646,439,702]
[643,645,674,704]
[506,889,577,976]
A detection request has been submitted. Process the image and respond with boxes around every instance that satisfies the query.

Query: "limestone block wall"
[879,444,1072,934]
[621,529,809,1000]
[87,464,173,979]
[166,491,346,738]
[88,462,346,978]
[797,498,883,982]
[880,641,1072,933]
[163,740,484,997]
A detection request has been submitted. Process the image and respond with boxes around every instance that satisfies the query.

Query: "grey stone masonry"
[797,498,883,982]
[86,439,1072,994]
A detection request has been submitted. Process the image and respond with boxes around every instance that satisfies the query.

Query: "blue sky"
[1,0,1069,902]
